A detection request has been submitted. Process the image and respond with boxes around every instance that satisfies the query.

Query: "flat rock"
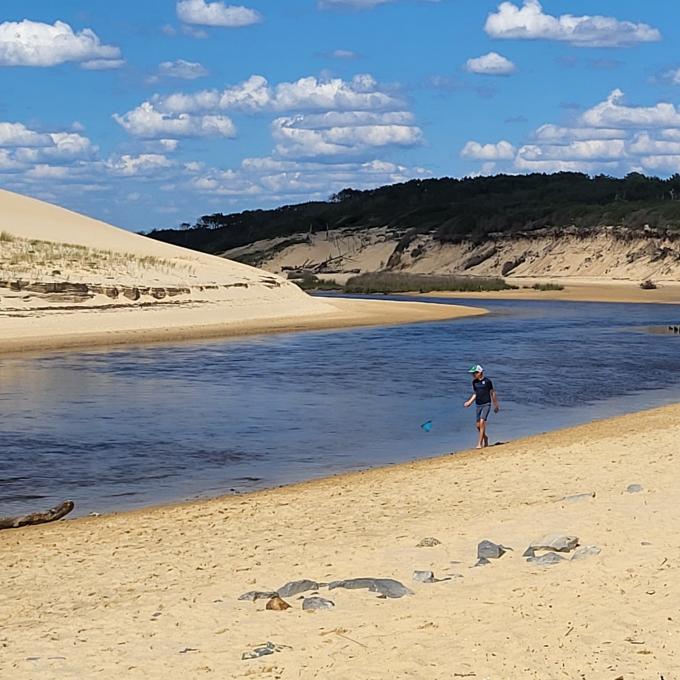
[528,552,566,566]
[571,545,602,561]
[328,577,413,599]
[626,484,643,494]
[477,540,509,559]
[413,570,435,583]
[242,641,291,660]
[417,537,441,548]
[277,579,321,598]
[302,596,335,611]
[266,595,291,611]
[529,534,579,553]
[238,591,277,602]
[562,491,596,502]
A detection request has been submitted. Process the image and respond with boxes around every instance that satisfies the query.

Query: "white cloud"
[461,140,516,160]
[0,123,52,147]
[517,139,626,162]
[189,155,429,201]
[158,59,208,79]
[485,0,661,47]
[153,74,402,115]
[113,102,236,139]
[272,111,422,158]
[581,89,680,128]
[81,59,126,70]
[0,20,122,67]
[106,154,175,176]
[465,52,516,76]
[533,124,626,142]
[176,0,262,27]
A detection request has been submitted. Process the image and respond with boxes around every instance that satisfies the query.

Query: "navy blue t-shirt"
[472,377,494,405]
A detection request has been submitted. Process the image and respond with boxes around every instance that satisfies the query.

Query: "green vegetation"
[529,282,565,291]
[148,172,680,255]
[288,271,342,291]
[0,235,195,280]
[343,272,515,294]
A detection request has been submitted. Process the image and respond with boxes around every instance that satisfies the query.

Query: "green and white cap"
[468,364,484,373]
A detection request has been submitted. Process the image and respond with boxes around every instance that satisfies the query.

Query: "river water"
[1,297,679,517]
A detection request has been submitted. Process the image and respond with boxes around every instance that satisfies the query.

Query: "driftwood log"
[0,500,74,530]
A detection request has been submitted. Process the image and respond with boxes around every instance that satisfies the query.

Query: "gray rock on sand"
[277,580,321,598]
[571,545,601,561]
[477,540,510,560]
[627,484,643,494]
[562,491,596,503]
[328,578,414,599]
[413,570,436,583]
[417,537,442,548]
[302,596,335,611]
[242,641,291,660]
[522,547,536,559]
[473,557,491,567]
[528,552,566,566]
[238,591,277,602]
[529,534,579,553]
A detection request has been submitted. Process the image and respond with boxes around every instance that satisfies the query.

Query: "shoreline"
[413,277,680,304]
[0,297,485,357]
[3,403,680,677]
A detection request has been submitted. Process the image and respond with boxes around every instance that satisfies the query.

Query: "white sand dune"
[0,190,482,353]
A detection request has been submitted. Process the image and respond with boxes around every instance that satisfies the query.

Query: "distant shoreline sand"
[3,403,679,677]
[0,297,485,356]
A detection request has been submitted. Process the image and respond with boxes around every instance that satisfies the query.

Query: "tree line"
[147,172,680,254]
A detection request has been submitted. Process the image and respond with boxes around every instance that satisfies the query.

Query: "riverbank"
[419,277,680,304]
[0,297,484,355]
[2,404,679,678]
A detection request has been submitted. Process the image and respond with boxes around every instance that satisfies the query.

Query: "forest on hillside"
[147,172,680,254]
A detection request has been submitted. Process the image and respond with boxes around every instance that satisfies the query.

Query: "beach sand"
[2,404,678,678]
[0,189,484,355]
[419,276,680,305]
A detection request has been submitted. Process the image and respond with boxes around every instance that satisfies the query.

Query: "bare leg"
[478,419,488,448]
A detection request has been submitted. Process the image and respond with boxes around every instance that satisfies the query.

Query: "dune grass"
[344,272,515,294]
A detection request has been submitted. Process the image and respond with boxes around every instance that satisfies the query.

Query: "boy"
[463,364,500,448]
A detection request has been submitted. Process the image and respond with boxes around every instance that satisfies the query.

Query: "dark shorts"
[476,403,491,422]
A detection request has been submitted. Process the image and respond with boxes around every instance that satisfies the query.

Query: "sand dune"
[0,190,482,353]
[1,405,678,678]
[224,225,680,289]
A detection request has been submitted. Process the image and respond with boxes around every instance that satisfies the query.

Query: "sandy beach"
[2,404,679,678]
[0,189,484,355]
[418,277,680,305]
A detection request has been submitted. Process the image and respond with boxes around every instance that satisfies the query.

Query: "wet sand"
[1,404,678,678]
[0,297,485,356]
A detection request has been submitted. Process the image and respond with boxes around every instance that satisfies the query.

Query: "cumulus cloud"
[113,102,236,139]
[152,74,403,115]
[189,155,428,202]
[461,140,516,160]
[581,89,680,128]
[461,90,680,177]
[465,52,516,76]
[176,0,262,27]
[81,59,126,70]
[106,154,175,176]
[158,59,208,80]
[485,0,661,47]
[326,49,360,59]
[0,20,122,67]
[272,111,422,158]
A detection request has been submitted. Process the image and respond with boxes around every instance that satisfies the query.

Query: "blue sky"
[0,1,679,231]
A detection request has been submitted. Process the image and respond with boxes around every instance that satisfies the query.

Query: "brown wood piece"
[0,500,75,530]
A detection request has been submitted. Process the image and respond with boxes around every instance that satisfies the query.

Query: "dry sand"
[418,277,680,305]
[0,189,484,354]
[2,405,679,678]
